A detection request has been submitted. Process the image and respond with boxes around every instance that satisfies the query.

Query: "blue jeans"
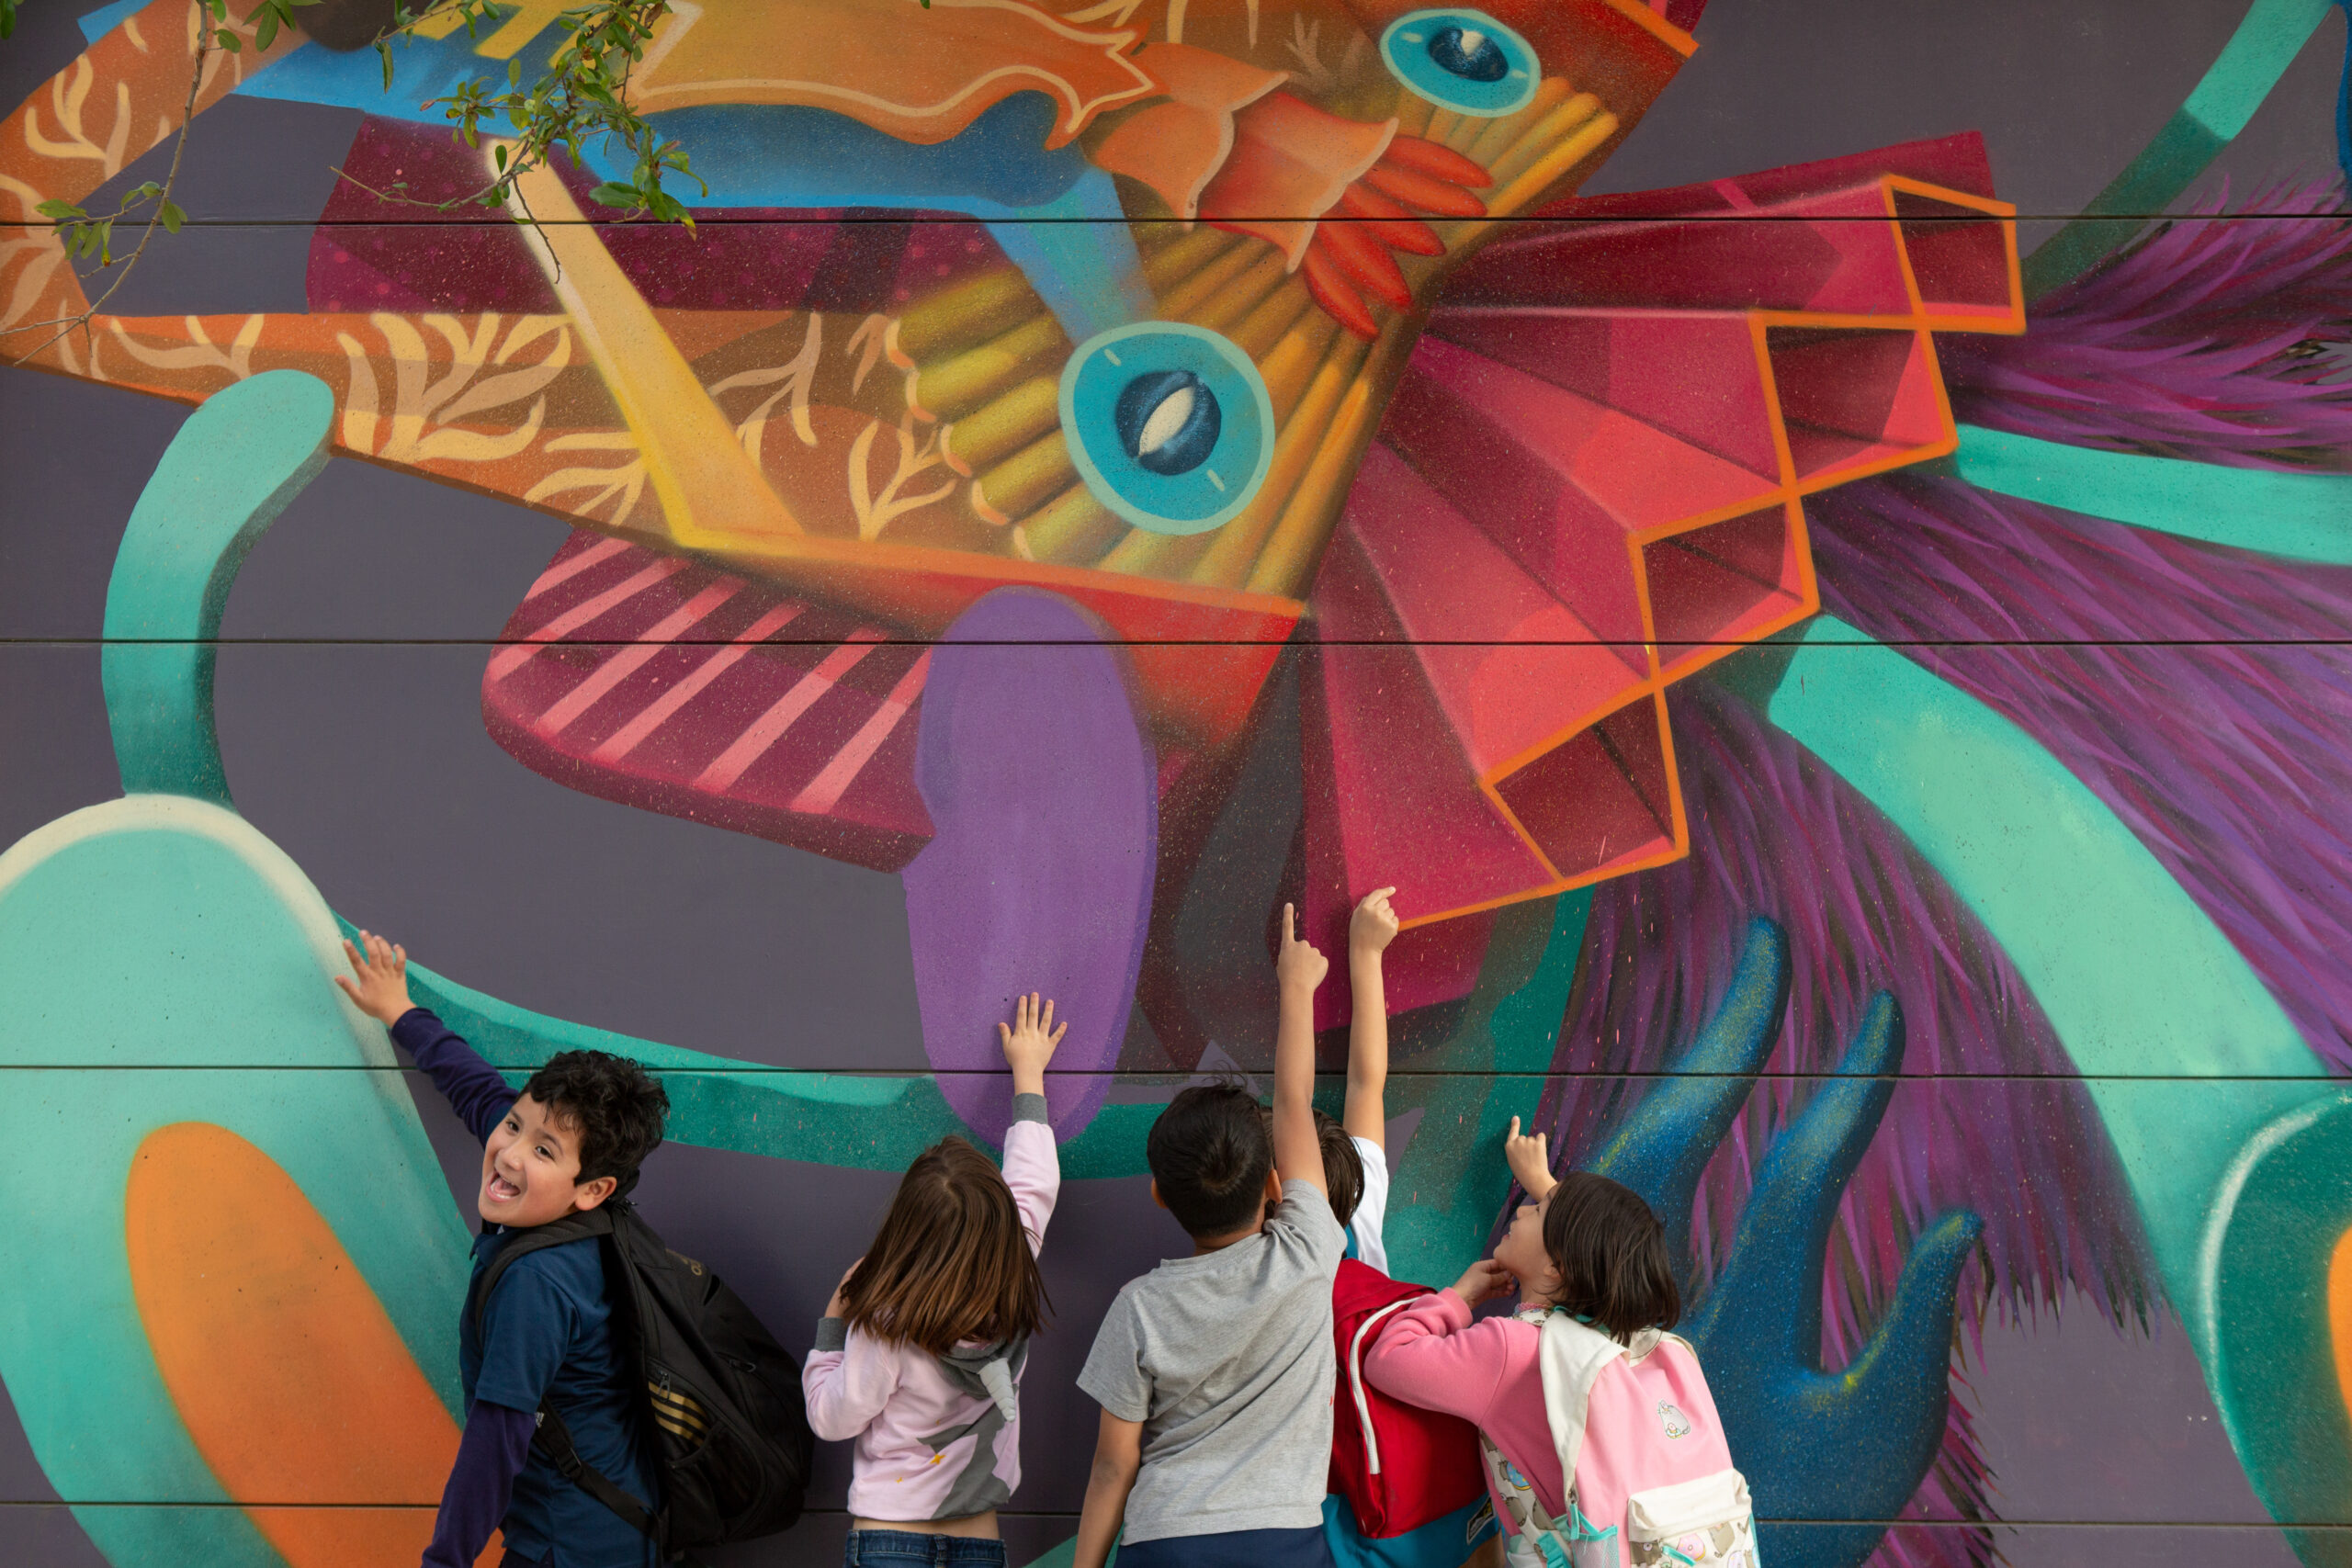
[843,1529,1011,1568]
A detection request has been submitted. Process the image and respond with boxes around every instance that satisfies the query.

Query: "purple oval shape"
[900,589,1157,1142]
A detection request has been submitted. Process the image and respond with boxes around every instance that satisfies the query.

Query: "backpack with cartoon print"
[1479,1309,1759,1568]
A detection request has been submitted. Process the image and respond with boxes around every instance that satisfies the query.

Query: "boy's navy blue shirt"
[395,1008,662,1568]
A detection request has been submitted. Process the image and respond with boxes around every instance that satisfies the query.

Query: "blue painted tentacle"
[1686,993,1903,1371]
[1590,916,1791,1278]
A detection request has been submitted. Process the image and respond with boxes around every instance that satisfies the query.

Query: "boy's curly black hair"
[519,1050,671,1184]
[1148,1084,1273,1237]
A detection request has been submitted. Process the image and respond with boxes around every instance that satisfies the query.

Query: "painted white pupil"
[1457,27,1487,54]
[1136,385,1196,457]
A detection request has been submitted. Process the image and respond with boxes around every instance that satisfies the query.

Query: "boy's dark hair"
[841,1136,1048,1354]
[520,1049,671,1184]
[1543,1171,1680,1343]
[1149,1084,1273,1237]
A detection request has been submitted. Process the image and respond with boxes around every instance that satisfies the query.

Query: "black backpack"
[469,1198,816,1555]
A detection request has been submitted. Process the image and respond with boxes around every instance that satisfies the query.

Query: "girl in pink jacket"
[804,993,1066,1568]
[1364,1126,1747,1568]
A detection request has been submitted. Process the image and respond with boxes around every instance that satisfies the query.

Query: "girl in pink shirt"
[1364,1125,1730,1567]
[804,993,1066,1568]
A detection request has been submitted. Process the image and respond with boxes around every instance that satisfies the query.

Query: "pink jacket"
[1362,1290,1567,1519]
[802,1110,1059,1521]
[1365,1291,1734,1534]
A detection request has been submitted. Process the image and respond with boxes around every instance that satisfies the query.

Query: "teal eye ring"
[1381,8,1540,118]
[1060,323,1273,536]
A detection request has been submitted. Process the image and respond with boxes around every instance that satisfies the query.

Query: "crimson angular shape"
[481,533,934,871]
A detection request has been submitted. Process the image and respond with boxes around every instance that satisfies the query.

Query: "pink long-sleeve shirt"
[802,1105,1059,1521]
[1362,1289,1568,1520]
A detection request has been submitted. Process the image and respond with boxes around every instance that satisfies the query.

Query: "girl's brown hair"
[1542,1171,1681,1343]
[838,1135,1048,1353]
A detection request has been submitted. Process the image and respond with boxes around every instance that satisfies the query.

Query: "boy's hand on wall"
[1276,902,1329,993]
[334,931,416,1026]
[998,991,1067,1099]
[1350,886,1401,958]
[1504,1116,1555,1201]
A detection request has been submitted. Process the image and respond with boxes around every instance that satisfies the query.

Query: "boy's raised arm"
[1272,903,1328,1196]
[336,931,515,1144]
[1343,886,1399,1147]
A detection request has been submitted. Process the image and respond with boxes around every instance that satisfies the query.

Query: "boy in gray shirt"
[1073,904,1345,1568]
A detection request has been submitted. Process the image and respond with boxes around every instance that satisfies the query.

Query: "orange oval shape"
[2332,1224,2352,1433]
[126,1122,498,1568]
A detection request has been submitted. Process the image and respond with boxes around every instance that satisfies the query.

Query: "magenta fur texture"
[1941,182,2352,468]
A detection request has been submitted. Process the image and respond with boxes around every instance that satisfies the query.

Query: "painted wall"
[3,1,2350,1564]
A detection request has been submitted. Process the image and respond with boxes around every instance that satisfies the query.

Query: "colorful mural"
[2,0,2351,1564]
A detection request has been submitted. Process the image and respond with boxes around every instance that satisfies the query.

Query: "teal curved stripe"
[1953,424,2352,561]
[395,946,1156,1178]
[102,369,334,804]
[2021,0,2336,299]
[1761,617,2327,1339]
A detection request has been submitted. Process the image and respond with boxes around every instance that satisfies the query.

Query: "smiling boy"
[338,931,671,1568]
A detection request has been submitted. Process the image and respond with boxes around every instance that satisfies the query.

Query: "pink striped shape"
[790,649,933,815]
[531,577,747,737]
[522,534,632,600]
[693,631,888,794]
[488,556,691,681]
[589,602,808,765]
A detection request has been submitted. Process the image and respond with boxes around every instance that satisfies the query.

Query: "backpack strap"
[467,1208,615,1336]
[530,1401,662,1542]
[1477,1433,1617,1568]
[467,1206,662,1546]
[1536,1313,1629,1503]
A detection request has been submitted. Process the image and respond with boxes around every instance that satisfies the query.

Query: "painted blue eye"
[1061,324,1272,536]
[1381,8,1539,118]
[1428,25,1510,83]
[1115,371,1222,476]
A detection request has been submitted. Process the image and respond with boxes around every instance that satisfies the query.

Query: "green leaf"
[215,28,243,51]
[493,143,508,170]
[508,57,523,85]
[587,182,639,209]
[35,198,83,221]
[254,9,277,48]
[159,201,186,234]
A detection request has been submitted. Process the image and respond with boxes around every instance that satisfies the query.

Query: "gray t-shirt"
[1078,1180,1347,1543]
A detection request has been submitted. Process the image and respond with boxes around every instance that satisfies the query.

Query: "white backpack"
[1479,1310,1760,1568]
